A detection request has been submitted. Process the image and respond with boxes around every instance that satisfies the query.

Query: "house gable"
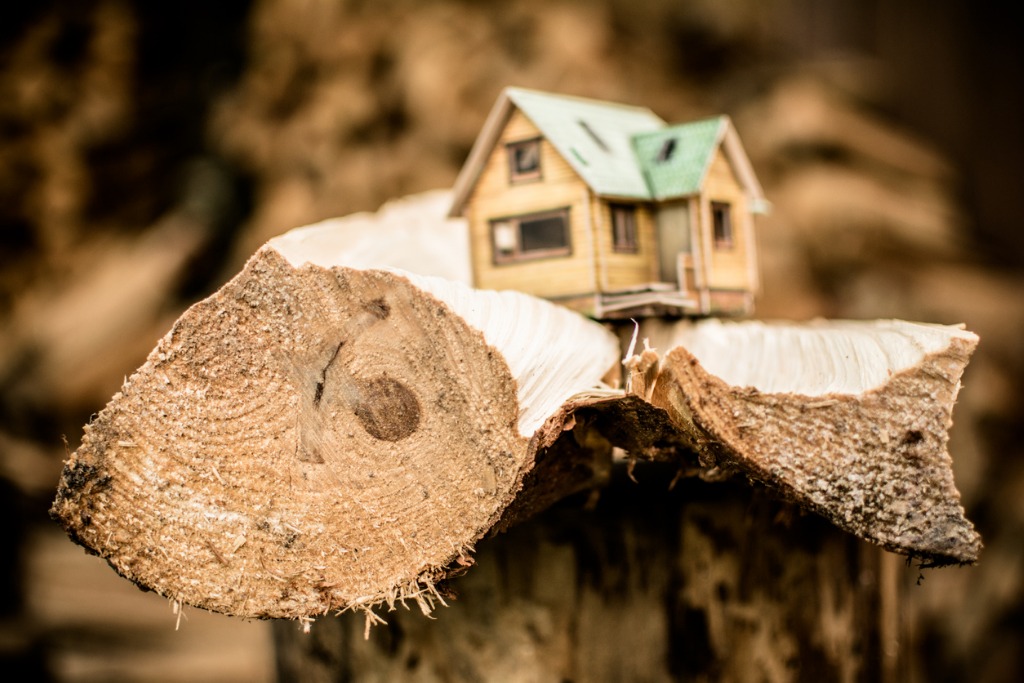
[702,146,758,293]
[633,117,726,200]
[450,88,664,217]
[466,108,584,215]
[503,88,664,200]
[463,107,598,301]
[633,116,766,210]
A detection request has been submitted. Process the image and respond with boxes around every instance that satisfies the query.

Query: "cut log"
[50,199,981,623]
[50,246,620,619]
[633,318,982,565]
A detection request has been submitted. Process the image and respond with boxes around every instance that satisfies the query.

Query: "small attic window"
[578,120,610,153]
[656,138,677,163]
[507,138,542,182]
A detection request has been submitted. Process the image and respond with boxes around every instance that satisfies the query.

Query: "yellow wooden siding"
[469,109,595,299]
[472,110,580,200]
[700,148,753,291]
[466,111,759,308]
[595,200,660,292]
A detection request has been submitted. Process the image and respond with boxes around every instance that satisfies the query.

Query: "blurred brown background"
[2,0,1022,680]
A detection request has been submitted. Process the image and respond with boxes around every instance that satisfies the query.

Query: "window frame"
[491,208,572,264]
[711,201,734,250]
[506,138,543,183]
[610,203,639,253]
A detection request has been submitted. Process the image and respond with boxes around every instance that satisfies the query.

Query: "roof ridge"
[504,86,662,118]
[450,88,763,216]
[504,87,665,200]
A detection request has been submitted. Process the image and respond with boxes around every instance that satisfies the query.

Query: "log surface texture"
[50,233,980,622]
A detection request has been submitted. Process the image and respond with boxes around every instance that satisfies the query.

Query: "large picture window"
[491,209,571,263]
[507,138,542,182]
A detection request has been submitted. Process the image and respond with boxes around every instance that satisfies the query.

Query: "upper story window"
[507,139,542,182]
[712,201,734,249]
[492,209,571,263]
[610,204,638,253]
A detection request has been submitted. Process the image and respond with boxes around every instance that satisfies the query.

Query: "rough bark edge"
[646,335,981,566]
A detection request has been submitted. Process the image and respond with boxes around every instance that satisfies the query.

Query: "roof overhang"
[448,91,516,218]
[449,89,768,218]
[719,118,768,213]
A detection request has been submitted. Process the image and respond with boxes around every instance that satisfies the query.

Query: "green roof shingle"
[632,117,727,200]
[450,88,763,217]
[506,89,730,201]
[506,88,665,199]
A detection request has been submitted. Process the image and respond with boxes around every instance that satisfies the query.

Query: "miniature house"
[449,87,768,318]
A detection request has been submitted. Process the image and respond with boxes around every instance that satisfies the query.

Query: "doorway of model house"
[655,202,695,292]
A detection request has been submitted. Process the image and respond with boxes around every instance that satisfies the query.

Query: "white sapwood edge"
[641,318,977,396]
[385,270,620,437]
[269,190,472,284]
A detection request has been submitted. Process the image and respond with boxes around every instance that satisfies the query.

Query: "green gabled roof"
[449,88,765,218]
[633,117,727,200]
[506,88,665,199]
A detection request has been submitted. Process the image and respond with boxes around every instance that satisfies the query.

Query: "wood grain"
[51,249,531,618]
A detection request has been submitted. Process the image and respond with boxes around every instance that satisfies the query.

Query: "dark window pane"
[712,202,733,248]
[515,144,539,173]
[611,204,638,252]
[656,138,677,163]
[520,215,567,252]
[508,139,541,180]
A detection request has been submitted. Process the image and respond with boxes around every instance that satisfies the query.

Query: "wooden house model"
[449,87,768,318]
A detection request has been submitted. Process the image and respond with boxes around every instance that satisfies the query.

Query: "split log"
[50,208,980,625]
[632,319,981,565]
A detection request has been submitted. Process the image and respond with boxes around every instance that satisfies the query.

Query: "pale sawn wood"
[50,209,982,626]
[50,246,620,619]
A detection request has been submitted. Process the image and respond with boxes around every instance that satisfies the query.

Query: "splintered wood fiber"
[51,248,529,618]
